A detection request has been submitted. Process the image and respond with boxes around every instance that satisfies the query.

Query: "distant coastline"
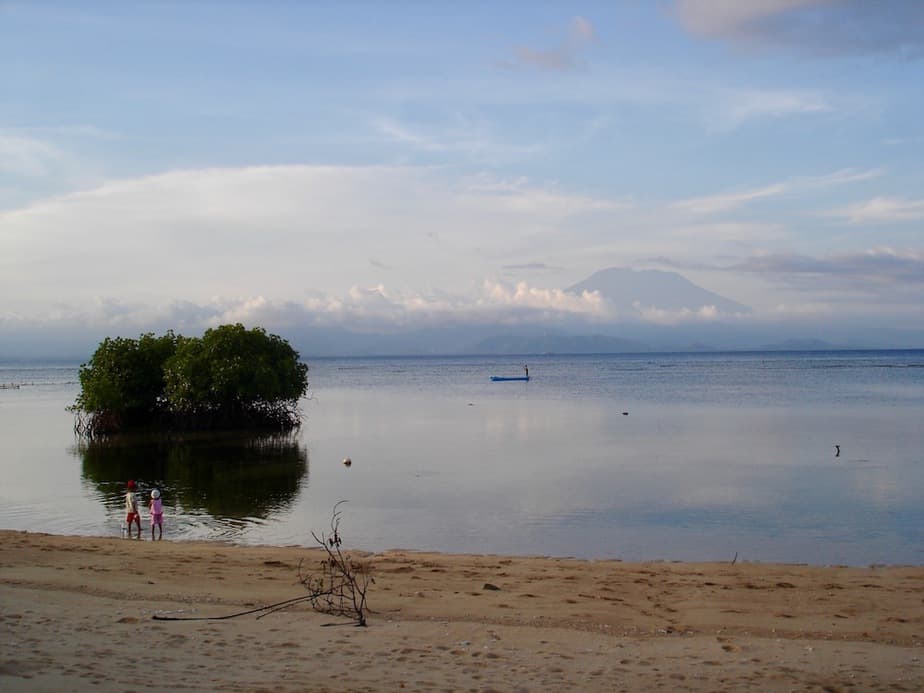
[2,345,924,366]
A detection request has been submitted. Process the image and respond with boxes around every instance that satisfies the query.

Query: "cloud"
[502,262,563,271]
[1,246,919,353]
[883,136,924,146]
[733,248,924,291]
[808,168,885,186]
[372,115,544,164]
[632,303,722,325]
[767,301,833,318]
[9,124,121,141]
[478,280,606,317]
[826,196,924,223]
[673,0,924,58]
[672,167,883,214]
[0,134,65,178]
[0,127,120,176]
[716,87,832,129]
[652,247,924,320]
[504,16,597,71]
[674,0,832,38]
[0,278,612,340]
[0,164,615,315]
[3,163,918,339]
[0,130,112,209]
[457,173,622,218]
[667,220,789,245]
[673,183,787,215]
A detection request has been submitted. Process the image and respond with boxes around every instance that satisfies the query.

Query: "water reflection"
[75,432,309,520]
[3,353,922,563]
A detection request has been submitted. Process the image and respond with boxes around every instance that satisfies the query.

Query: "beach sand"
[1,530,922,691]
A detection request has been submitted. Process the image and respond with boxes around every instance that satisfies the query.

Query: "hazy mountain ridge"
[758,338,837,351]
[468,334,651,355]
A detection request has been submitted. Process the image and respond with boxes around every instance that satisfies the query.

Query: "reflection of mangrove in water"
[75,432,308,520]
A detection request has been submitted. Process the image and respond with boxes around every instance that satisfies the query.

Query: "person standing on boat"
[524,364,529,378]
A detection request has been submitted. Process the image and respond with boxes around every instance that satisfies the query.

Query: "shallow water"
[1,351,923,565]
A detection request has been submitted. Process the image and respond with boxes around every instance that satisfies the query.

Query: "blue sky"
[1,0,922,349]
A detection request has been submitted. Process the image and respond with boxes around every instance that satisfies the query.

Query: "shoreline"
[7,524,921,569]
[2,530,923,691]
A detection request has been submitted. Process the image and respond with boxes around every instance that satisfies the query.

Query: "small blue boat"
[490,376,529,382]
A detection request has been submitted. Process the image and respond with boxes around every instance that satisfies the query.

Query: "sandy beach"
[1,530,922,691]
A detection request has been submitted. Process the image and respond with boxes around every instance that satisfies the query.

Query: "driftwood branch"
[151,502,372,625]
[297,500,373,627]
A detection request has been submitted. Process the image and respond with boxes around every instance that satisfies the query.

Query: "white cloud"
[827,197,924,223]
[632,302,722,325]
[0,164,616,315]
[478,280,607,317]
[672,167,883,215]
[0,129,115,209]
[715,87,832,129]
[0,278,612,338]
[372,115,545,163]
[805,167,885,186]
[767,301,833,319]
[673,183,786,215]
[0,134,64,177]
[2,163,918,339]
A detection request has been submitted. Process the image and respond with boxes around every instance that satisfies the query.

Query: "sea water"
[1,351,922,565]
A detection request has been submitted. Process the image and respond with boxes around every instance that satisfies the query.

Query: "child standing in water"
[124,480,141,539]
[150,488,164,540]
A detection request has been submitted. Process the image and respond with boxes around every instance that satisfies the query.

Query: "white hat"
[151,489,161,499]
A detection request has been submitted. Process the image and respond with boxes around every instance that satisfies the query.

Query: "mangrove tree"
[73,324,308,436]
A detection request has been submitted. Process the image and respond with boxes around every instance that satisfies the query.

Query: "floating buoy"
[343,457,352,467]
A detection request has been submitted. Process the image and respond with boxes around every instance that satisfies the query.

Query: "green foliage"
[73,325,308,436]
[73,332,180,430]
[164,324,309,425]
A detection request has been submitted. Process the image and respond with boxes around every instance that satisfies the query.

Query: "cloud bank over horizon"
[3,163,919,338]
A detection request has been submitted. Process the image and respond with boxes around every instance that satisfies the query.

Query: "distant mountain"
[758,338,838,351]
[468,334,650,355]
[567,267,750,315]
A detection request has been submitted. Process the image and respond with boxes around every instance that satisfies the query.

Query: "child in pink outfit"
[150,488,164,540]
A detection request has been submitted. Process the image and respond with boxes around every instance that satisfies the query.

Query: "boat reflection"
[75,431,309,520]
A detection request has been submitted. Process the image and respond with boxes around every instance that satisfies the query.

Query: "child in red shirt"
[124,480,141,539]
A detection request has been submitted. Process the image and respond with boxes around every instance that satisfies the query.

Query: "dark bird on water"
[834,444,840,457]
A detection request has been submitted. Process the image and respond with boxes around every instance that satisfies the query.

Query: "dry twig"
[152,501,373,626]
[298,500,373,626]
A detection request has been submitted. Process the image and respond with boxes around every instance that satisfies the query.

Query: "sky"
[1,0,923,353]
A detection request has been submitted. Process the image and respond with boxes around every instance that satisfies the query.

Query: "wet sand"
[1,530,922,691]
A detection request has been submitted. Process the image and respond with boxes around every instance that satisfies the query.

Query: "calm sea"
[1,351,922,566]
